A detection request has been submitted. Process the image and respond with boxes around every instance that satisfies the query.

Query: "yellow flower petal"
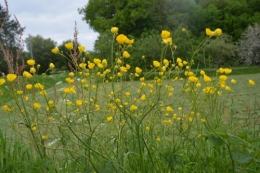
[6,74,17,82]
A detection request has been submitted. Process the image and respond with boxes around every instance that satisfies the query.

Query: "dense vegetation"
[80,0,260,68]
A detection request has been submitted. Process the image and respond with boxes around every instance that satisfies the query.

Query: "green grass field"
[0,69,259,134]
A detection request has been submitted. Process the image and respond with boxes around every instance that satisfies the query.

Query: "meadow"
[0,28,260,173]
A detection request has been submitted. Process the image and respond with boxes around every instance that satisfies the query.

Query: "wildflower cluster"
[0,26,258,172]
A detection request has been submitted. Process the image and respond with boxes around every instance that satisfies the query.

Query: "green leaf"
[207,134,224,146]
[231,152,252,164]
[248,138,260,143]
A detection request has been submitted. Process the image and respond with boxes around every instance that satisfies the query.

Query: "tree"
[79,0,195,37]
[0,4,21,48]
[202,34,238,67]
[79,0,155,37]
[238,23,260,65]
[189,0,260,41]
[0,2,25,74]
[25,35,62,74]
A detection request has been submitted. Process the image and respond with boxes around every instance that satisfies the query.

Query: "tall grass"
[0,27,260,172]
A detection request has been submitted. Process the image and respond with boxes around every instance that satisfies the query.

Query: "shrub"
[238,23,260,65]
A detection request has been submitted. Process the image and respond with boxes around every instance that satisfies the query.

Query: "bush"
[238,23,260,65]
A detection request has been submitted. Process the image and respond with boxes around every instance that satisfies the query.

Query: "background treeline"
[80,0,260,70]
[1,0,260,74]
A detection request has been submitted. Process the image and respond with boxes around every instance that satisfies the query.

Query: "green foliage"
[202,34,238,67]
[93,30,113,60]
[192,0,260,41]
[129,30,161,70]
[80,0,155,37]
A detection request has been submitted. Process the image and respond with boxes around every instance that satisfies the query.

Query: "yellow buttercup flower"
[141,94,147,101]
[163,59,169,66]
[65,42,73,50]
[183,61,188,65]
[34,83,44,90]
[30,67,36,74]
[225,86,232,91]
[111,27,118,34]
[107,116,113,122]
[51,47,59,54]
[123,51,130,58]
[218,68,225,73]
[27,59,35,66]
[97,63,104,69]
[41,135,48,140]
[153,61,160,68]
[23,96,29,101]
[64,86,76,94]
[31,126,37,131]
[125,64,131,70]
[166,106,173,112]
[203,75,211,83]
[231,79,236,84]
[68,72,74,77]
[94,104,100,111]
[49,63,55,69]
[3,104,12,112]
[0,78,5,85]
[93,58,101,65]
[23,71,33,78]
[120,66,127,73]
[163,37,172,45]
[116,34,128,44]
[76,100,83,106]
[135,67,142,74]
[88,62,95,69]
[215,28,222,36]
[79,63,87,69]
[203,86,216,95]
[176,57,182,63]
[48,100,54,105]
[125,38,134,45]
[125,92,131,97]
[206,28,215,37]
[17,90,23,95]
[130,105,138,111]
[161,30,171,39]
[196,82,201,88]
[6,74,17,82]
[248,79,255,86]
[188,76,199,83]
[178,62,183,67]
[33,102,41,109]
[26,84,33,90]
[224,68,232,74]
[219,75,227,82]
[40,90,47,96]
[78,45,85,52]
